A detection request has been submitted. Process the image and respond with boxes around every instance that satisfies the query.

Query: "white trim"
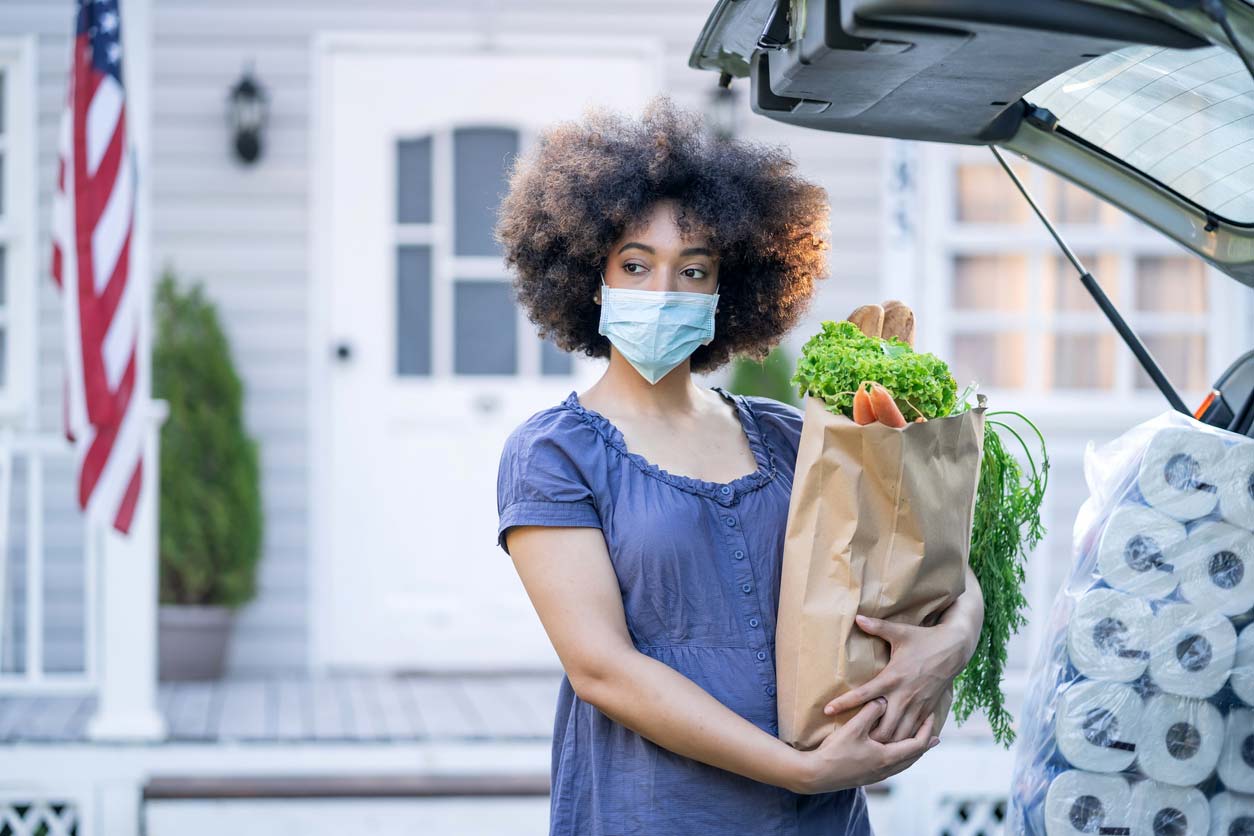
[306,31,665,672]
[0,37,38,430]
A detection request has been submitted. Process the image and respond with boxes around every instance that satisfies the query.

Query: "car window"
[1026,44,1254,224]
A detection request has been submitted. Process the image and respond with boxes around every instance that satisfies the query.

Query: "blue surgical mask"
[596,273,720,385]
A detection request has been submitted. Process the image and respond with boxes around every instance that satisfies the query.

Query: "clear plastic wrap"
[1007,409,1254,836]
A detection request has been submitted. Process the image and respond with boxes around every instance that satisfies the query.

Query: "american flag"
[50,0,145,535]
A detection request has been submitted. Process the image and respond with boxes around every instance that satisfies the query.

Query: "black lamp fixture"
[228,65,268,165]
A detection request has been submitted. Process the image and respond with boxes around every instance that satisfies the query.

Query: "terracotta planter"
[158,604,235,681]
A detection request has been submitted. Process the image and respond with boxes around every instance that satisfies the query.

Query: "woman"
[493,95,984,835]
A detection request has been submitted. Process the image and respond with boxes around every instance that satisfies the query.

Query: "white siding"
[143,0,887,672]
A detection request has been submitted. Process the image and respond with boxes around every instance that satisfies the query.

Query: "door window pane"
[1045,333,1115,390]
[396,246,432,376]
[454,280,516,375]
[396,137,432,224]
[951,333,1026,388]
[540,333,572,376]
[453,127,518,256]
[1134,333,1208,392]
[1135,256,1207,313]
[952,255,1029,311]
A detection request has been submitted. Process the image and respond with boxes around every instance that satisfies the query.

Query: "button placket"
[720,506,773,695]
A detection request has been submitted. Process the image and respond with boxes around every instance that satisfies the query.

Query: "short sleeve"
[496,414,602,556]
[744,395,804,465]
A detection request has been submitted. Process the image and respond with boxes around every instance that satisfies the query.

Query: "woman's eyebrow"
[617,242,713,257]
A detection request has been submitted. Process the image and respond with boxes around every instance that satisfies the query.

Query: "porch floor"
[0,672,563,744]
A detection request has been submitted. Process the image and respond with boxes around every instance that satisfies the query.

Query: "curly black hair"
[493,93,831,373]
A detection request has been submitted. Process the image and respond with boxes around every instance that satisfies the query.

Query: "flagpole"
[85,0,165,744]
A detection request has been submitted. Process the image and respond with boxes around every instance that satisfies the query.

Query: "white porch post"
[85,0,165,742]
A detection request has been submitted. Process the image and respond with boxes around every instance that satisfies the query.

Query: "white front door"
[317,36,659,669]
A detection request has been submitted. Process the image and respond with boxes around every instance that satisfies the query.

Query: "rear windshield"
[1026,44,1254,224]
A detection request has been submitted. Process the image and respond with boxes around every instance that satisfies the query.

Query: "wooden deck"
[0,672,563,744]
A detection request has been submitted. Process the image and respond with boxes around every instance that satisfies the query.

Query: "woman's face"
[601,200,719,295]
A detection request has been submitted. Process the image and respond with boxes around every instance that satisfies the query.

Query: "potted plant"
[153,269,263,680]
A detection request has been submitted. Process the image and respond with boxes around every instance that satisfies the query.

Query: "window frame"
[0,37,36,427]
[390,121,574,381]
[911,140,1249,426]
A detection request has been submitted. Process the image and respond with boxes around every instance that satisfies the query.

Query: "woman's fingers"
[870,697,904,744]
[846,696,889,736]
[824,683,877,717]
[882,714,937,765]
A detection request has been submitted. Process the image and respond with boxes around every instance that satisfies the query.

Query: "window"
[917,143,1244,415]
[0,39,34,423]
[392,124,572,379]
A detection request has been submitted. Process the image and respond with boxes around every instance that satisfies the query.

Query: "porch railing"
[0,401,167,740]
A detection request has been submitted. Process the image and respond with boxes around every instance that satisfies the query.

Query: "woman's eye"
[683,268,708,280]
[623,263,645,274]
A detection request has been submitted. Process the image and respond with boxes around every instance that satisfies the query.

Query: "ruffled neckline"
[561,385,776,502]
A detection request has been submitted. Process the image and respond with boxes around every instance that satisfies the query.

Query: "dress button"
[719,485,731,495]
[725,516,737,527]
[765,684,776,696]
[749,617,759,628]
[733,550,745,560]
[741,583,752,594]
[756,651,767,661]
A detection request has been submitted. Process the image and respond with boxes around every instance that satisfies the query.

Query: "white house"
[0,0,1250,833]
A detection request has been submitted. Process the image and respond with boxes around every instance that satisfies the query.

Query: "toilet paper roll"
[1136,693,1223,786]
[1137,427,1225,522]
[1217,441,1254,532]
[1045,770,1132,836]
[1098,504,1189,599]
[1233,623,1254,707]
[1148,604,1237,699]
[1209,792,1254,836]
[1068,588,1154,682]
[1056,680,1144,772]
[1219,708,1254,794]
[1129,779,1209,836]
[1177,520,1254,616]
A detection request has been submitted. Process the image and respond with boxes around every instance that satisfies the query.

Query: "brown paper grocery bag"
[776,395,986,751]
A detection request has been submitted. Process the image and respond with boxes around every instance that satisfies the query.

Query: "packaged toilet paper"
[1054,679,1143,772]
[1235,623,1254,708]
[1008,410,1254,835]
[1136,426,1225,521]
[1209,792,1254,836]
[1219,708,1254,794]
[1096,504,1187,599]
[1128,779,1209,836]
[1176,520,1254,616]
[1136,692,1224,786]
[1147,603,1237,699]
[1067,587,1152,682]
[1217,442,1254,531]
[1043,770,1131,836]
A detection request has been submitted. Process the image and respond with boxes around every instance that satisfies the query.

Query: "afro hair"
[493,93,831,373]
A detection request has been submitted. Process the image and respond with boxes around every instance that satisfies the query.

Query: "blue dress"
[496,385,873,836]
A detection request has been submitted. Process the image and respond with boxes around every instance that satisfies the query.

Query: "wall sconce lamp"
[228,66,268,165]
[706,72,739,142]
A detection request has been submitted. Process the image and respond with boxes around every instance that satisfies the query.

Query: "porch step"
[143,772,549,800]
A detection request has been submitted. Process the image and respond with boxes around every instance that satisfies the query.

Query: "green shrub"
[727,344,801,407]
[153,270,262,608]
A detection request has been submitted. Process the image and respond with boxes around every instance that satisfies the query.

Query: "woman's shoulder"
[737,392,805,460]
[499,392,605,466]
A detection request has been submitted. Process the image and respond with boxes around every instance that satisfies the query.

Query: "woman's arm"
[505,524,936,794]
[822,563,985,743]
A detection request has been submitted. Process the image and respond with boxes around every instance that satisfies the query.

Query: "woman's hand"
[821,613,975,744]
[790,698,939,794]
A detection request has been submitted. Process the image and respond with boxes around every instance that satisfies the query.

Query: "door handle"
[333,341,353,363]
[473,393,502,414]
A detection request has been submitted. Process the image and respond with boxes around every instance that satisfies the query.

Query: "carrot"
[868,382,907,428]
[852,384,876,425]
